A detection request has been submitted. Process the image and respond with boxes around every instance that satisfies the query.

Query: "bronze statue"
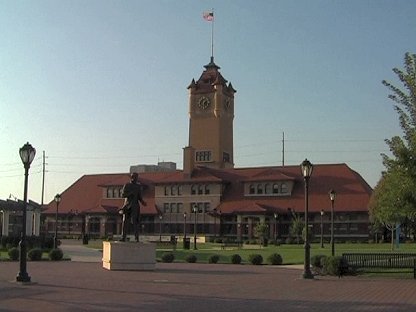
[119,172,146,242]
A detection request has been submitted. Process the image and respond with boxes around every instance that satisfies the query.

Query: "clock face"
[198,96,210,110]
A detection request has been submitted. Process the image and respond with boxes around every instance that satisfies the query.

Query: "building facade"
[42,58,372,242]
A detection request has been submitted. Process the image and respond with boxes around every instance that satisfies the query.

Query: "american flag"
[203,11,214,22]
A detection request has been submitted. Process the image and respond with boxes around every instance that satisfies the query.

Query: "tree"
[370,52,416,241]
[254,222,269,246]
[289,212,304,244]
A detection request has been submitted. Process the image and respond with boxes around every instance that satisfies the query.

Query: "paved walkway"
[0,241,415,312]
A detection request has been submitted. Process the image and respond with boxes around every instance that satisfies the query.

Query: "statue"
[119,172,146,242]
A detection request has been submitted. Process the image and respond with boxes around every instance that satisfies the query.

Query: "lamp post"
[300,158,314,279]
[273,213,278,242]
[213,208,217,238]
[16,142,36,283]
[192,204,198,250]
[320,209,324,248]
[54,194,61,249]
[183,212,187,239]
[329,189,336,256]
[159,214,163,242]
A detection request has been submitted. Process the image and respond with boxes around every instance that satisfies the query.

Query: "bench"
[221,242,242,250]
[342,252,416,279]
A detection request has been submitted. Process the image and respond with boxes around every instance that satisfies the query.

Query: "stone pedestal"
[102,241,156,271]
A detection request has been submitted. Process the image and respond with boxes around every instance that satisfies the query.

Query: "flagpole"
[211,8,214,60]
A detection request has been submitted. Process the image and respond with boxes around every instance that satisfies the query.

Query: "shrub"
[231,254,242,264]
[267,253,283,265]
[185,254,197,263]
[248,254,263,265]
[214,238,223,244]
[49,248,64,261]
[8,247,19,261]
[208,255,220,264]
[1,236,8,249]
[161,252,175,263]
[311,254,327,269]
[323,256,348,276]
[28,248,43,261]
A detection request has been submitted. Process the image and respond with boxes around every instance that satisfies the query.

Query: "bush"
[8,247,19,261]
[267,253,283,265]
[311,254,327,269]
[49,248,64,261]
[185,254,197,263]
[28,248,43,261]
[208,255,220,264]
[231,254,242,264]
[248,254,263,265]
[161,252,175,263]
[214,238,223,244]
[323,256,348,276]
[1,236,8,249]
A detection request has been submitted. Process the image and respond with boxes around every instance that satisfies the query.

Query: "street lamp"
[159,214,163,242]
[274,213,279,242]
[300,158,313,279]
[213,208,217,238]
[320,209,324,248]
[16,142,36,283]
[192,204,198,250]
[329,189,336,256]
[54,194,61,249]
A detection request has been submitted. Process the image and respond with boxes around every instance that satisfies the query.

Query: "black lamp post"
[320,209,324,248]
[274,213,278,242]
[329,189,336,256]
[213,208,217,238]
[300,158,314,279]
[159,214,163,242]
[54,194,61,249]
[192,204,198,250]
[183,212,187,239]
[16,142,36,283]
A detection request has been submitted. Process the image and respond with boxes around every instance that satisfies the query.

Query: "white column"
[32,212,41,236]
[2,211,9,236]
[26,210,33,236]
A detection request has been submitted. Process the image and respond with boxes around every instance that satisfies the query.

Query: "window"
[107,188,112,198]
[265,183,271,194]
[191,185,197,195]
[196,150,212,162]
[281,183,288,193]
[249,184,255,194]
[198,185,203,195]
[171,185,177,196]
[257,184,263,195]
[273,184,279,194]
[205,185,210,195]
[164,186,169,196]
[178,185,183,196]
[163,203,169,213]
[223,152,230,163]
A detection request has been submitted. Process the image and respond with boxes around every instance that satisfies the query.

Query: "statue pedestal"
[102,241,156,271]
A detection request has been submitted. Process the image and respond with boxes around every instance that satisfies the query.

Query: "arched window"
[249,184,255,194]
[273,184,279,194]
[164,186,169,196]
[205,184,210,195]
[191,185,197,195]
[257,184,263,194]
[198,185,203,195]
[265,183,271,194]
[107,188,112,198]
[281,183,288,193]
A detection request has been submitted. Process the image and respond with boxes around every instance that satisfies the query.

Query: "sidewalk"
[0,241,415,312]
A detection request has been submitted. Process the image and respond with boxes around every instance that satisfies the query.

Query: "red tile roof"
[43,163,371,216]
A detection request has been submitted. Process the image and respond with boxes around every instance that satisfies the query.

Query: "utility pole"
[41,151,46,206]
[282,132,285,167]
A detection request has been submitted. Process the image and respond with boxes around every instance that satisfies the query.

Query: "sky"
[1,0,416,205]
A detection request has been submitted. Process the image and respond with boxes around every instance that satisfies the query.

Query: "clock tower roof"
[188,57,235,95]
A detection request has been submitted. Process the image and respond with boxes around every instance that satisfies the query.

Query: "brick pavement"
[0,260,415,312]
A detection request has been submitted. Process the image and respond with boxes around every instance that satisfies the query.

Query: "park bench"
[342,252,416,279]
[221,242,242,250]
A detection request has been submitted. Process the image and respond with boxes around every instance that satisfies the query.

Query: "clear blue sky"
[1,0,415,204]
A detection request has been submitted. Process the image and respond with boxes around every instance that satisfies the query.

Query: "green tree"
[371,52,416,241]
[289,212,304,244]
[254,222,269,245]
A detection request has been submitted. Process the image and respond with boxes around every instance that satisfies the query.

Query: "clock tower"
[183,57,236,173]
